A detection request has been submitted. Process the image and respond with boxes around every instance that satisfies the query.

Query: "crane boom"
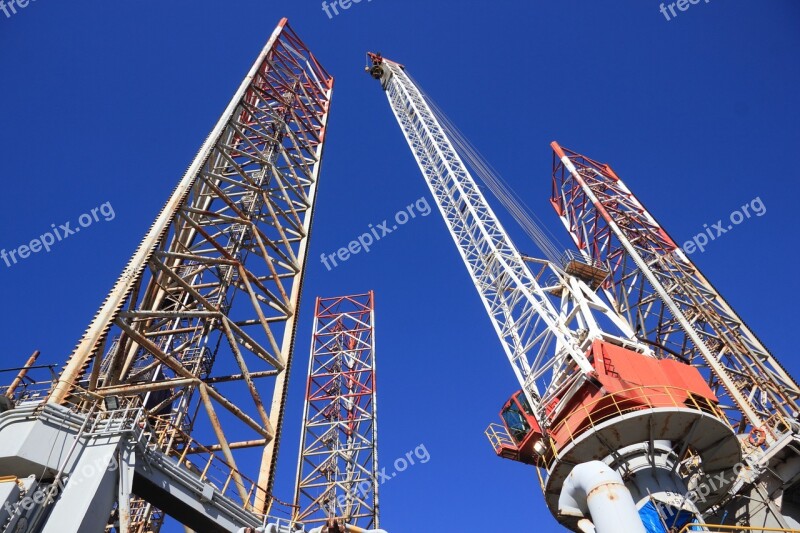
[366,55,644,424]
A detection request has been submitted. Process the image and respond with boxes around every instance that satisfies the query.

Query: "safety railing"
[1,381,54,406]
[679,524,800,533]
[482,386,730,475]
[553,385,723,443]
[560,250,609,288]
[144,417,263,509]
[560,249,606,272]
[755,412,796,448]
[485,422,516,452]
[4,382,296,527]
[82,399,265,511]
[0,362,58,406]
[533,385,729,472]
[485,421,551,494]
[172,440,261,508]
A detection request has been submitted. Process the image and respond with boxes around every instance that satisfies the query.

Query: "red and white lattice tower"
[293,292,380,530]
[550,141,800,436]
[550,141,800,527]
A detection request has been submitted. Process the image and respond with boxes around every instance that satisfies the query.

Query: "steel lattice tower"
[293,292,380,530]
[550,143,800,527]
[0,19,333,533]
[550,142,800,439]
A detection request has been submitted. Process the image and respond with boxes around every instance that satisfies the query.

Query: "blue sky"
[1,1,799,531]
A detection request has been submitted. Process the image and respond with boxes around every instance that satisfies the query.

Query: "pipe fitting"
[558,461,645,533]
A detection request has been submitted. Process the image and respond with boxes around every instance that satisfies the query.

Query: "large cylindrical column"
[559,461,646,533]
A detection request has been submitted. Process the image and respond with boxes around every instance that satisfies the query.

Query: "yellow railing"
[483,385,730,477]
[531,386,729,471]
[679,524,800,533]
[757,412,795,446]
[484,386,731,474]
[485,422,515,451]
[551,385,723,444]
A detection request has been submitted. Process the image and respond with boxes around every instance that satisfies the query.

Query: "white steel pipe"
[558,461,645,533]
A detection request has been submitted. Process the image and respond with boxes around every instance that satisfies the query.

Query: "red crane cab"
[493,390,547,466]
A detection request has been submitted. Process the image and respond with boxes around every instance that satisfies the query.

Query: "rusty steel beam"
[186,439,269,455]
[5,350,40,398]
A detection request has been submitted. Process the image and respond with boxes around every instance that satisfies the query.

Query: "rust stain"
[587,482,623,502]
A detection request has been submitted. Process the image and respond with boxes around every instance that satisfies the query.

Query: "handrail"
[679,524,800,533]
[547,385,725,449]
[526,385,731,473]
[485,422,515,450]
[84,401,264,510]
[485,385,730,474]
[561,249,607,271]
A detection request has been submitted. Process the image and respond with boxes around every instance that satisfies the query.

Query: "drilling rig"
[0,19,335,533]
[293,292,382,533]
[367,53,800,532]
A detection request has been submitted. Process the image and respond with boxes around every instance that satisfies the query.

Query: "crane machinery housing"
[367,52,800,533]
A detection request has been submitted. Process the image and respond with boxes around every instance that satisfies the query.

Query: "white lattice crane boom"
[365,54,644,425]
